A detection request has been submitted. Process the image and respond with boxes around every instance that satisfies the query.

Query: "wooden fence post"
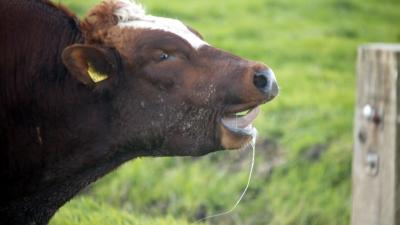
[352,44,400,225]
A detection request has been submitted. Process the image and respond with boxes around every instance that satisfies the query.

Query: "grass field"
[50,0,400,224]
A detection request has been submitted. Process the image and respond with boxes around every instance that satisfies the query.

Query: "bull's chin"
[220,106,259,149]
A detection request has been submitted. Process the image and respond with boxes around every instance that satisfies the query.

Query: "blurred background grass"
[49,0,400,224]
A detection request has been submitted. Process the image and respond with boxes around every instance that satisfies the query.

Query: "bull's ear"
[62,44,118,87]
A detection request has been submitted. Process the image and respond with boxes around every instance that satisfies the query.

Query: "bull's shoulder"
[0,0,83,105]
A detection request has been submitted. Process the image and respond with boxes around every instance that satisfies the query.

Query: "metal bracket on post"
[361,104,380,177]
[366,152,379,176]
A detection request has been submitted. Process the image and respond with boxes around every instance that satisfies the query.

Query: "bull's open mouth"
[221,106,259,136]
[220,104,260,149]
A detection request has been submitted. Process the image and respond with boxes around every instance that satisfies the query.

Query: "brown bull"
[0,0,278,224]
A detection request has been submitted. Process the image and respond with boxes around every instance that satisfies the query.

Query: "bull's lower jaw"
[220,123,257,149]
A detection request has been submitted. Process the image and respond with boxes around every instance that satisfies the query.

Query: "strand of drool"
[190,136,256,224]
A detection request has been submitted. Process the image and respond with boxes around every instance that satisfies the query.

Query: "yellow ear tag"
[87,63,108,83]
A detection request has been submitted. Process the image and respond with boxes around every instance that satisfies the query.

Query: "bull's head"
[62,0,278,156]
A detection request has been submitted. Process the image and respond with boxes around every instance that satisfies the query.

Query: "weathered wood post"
[352,44,400,225]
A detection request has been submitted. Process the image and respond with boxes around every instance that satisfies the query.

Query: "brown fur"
[0,0,276,224]
[81,0,121,44]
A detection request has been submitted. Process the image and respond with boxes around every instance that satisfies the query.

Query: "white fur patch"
[113,0,208,49]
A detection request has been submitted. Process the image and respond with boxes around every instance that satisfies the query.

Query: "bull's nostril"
[253,72,269,90]
[253,73,268,89]
[253,69,278,98]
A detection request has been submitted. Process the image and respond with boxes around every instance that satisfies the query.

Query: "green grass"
[50,0,400,224]
[50,197,193,225]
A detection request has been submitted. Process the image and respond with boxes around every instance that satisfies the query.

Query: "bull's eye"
[160,52,169,60]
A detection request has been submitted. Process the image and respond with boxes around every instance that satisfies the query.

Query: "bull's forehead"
[113,1,208,49]
[118,16,208,49]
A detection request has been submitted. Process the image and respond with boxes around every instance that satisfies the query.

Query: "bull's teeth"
[234,110,249,117]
